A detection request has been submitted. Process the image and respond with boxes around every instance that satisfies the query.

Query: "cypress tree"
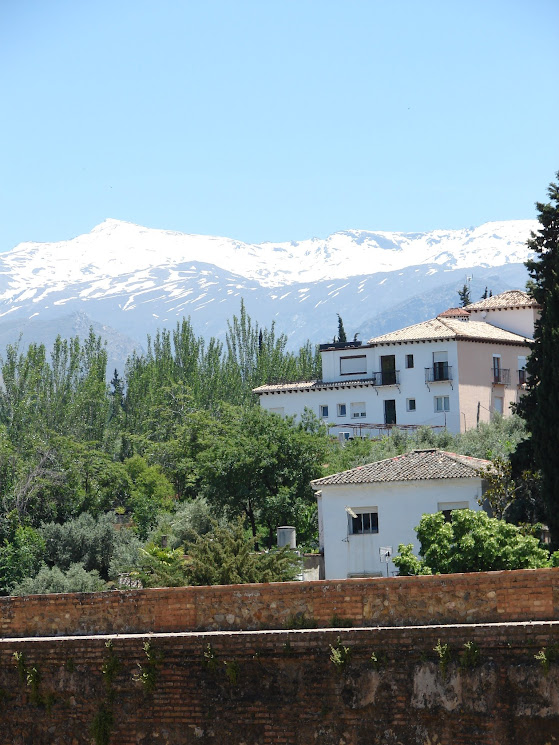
[337,314,347,343]
[516,172,559,546]
[458,283,471,307]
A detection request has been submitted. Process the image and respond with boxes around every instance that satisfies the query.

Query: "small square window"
[407,398,416,412]
[434,396,450,412]
[351,402,366,419]
[337,403,347,417]
[406,354,414,369]
[438,501,469,522]
[320,405,329,418]
[349,510,379,535]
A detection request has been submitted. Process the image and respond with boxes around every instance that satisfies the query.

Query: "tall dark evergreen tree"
[458,283,471,307]
[516,172,559,546]
[336,314,347,343]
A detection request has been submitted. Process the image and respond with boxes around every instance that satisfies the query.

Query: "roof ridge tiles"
[311,448,492,487]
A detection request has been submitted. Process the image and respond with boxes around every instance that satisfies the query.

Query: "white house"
[310,448,490,580]
[253,290,539,435]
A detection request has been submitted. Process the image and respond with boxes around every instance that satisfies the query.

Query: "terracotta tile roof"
[367,317,529,345]
[311,449,491,487]
[253,377,377,394]
[465,290,540,311]
[438,307,470,317]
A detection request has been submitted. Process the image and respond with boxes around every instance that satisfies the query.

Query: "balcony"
[492,368,511,385]
[425,364,452,383]
[372,370,400,386]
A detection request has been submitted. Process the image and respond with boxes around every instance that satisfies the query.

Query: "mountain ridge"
[0,219,535,367]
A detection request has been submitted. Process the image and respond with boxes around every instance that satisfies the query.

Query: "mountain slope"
[0,219,536,363]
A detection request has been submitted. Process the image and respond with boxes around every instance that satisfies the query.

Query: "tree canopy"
[394,509,552,576]
[516,171,559,547]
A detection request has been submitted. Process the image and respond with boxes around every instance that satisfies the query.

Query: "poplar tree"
[516,172,559,546]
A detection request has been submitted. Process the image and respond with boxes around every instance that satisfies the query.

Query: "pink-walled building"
[253,290,539,435]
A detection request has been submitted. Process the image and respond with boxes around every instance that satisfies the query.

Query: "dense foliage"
[0,295,550,595]
[0,304,323,594]
[394,510,553,576]
[516,172,559,547]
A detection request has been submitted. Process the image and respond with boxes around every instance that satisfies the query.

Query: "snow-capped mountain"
[0,219,537,365]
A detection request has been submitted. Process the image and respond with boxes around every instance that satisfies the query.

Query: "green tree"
[123,455,174,539]
[199,405,327,543]
[336,314,347,343]
[393,509,550,576]
[457,283,471,307]
[134,544,190,588]
[186,519,301,586]
[40,513,140,580]
[516,172,559,546]
[0,525,45,594]
[11,563,107,595]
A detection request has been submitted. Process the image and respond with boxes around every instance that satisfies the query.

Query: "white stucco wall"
[468,307,538,339]
[320,346,375,382]
[317,477,483,580]
[258,339,462,433]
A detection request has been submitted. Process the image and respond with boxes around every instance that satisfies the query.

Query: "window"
[438,501,469,522]
[338,431,350,443]
[340,355,367,375]
[433,351,449,381]
[348,509,379,535]
[406,398,416,412]
[518,356,527,385]
[406,354,414,369]
[493,396,504,415]
[492,355,501,383]
[380,355,396,385]
[384,399,396,425]
[319,405,329,418]
[434,396,450,412]
[337,403,347,417]
[350,402,366,418]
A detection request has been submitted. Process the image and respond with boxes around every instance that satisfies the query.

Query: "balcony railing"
[518,369,528,386]
[492,368,511,385]
[425,364,453,383]
[372,370,400,386]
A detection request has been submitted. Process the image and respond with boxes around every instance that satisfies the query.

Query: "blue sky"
[1,0,558,251]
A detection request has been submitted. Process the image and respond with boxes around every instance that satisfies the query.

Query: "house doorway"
[384,399,396,425]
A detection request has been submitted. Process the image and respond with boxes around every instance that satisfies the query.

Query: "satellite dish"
[379,546,393,577]
[379,547,392,562]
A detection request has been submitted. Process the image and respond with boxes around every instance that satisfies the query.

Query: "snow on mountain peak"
[0,219,537,309]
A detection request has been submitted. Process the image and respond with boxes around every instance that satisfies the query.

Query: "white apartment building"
[253,291,539,435]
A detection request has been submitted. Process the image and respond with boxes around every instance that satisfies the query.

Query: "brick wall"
[1,621,559,744]
[1,567,558,638]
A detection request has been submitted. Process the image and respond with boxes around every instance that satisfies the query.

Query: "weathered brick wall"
[1,567,558,638]
[1,621,559,745]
